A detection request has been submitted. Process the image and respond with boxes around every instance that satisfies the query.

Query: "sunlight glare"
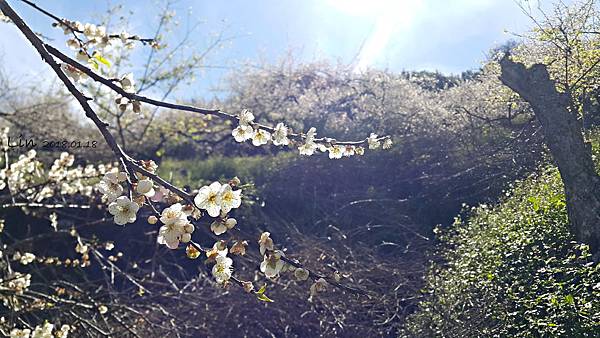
[326,0,424,71]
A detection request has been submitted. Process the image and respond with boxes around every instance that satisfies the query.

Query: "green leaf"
[93,53,111,68]
[564,294,575,305]
[256,293,274,302]
[528,196,540,211]
[90,59,99,70]
[256,284,266,295]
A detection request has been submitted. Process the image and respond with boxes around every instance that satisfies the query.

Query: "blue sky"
[0,0,561,100]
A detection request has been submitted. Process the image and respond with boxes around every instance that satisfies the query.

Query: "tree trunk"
[499,56,600,255]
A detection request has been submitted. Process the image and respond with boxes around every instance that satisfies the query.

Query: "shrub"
[403,164,600,337]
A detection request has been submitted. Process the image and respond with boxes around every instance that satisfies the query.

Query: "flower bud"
[180,233,191,243]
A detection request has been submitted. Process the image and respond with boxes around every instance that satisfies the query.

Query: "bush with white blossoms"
[10,323,70,338]
[0,128,113,203]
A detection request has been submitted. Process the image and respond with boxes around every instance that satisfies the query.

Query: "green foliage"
[158,154,293,187]
[404,164,600,337]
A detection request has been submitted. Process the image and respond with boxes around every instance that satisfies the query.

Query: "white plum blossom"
[135,178,155,197]
[97,172,125,202]
[212,255,233,284]
[299,127,318,156]
[157,203,190,249]
[225,218,237,229]
[66,38,80,50]
[260,250,285,278]
[309,278,328,298]
[158,224,184,249]
[327,145,344,159]
[230,240,247,256]
[194,181,223,217]
[0,12,10,23]
[5,272,31,294]
[368,133,381,149]
[210,219,227,235]
[75,242,88,254]
[343,145,355,157]
[252,129,271,146]
[159,203,188,226]
[299,143,317,156]
[258,232,274,255]
[19,252,36,265]
[98,305,108,314]
[10,328,31,338]
[75,50,89,62]
[238,110,255,126]
[31,322,54,338]
[55,325,71,338]
[231,125,255,142]
[119,31,130,43]
[206,240,228,259]
[141,160,158,173]
[120,73,136,93]
[294,268,310,281]
[83,23,103,38]
[61,63,86,82]
[108,196,139,225]
[382,138,393,149]
[210,217,237,235]
[272,122,290,146]
[180,231,192,244]
[219,184,242,214]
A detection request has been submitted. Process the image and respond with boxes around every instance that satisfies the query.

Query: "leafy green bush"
[403,164,600,337]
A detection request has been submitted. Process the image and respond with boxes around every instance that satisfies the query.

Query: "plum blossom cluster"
[114,73,142,113]
[98,165,245,255]
[12,251,36,265]
[0,132,109,203]
[194,180,242,234]
[231,110,392,159]
[10,323,71,338]
[211,249,233,284]
[152,179,244,286]
[255,232,331,300]
[0,148,41,194]
[156,203,195,249]
[96,161,160,225]
[258,232,286,278]
[37,152,102,200]
[54,18,157,66]
[1,271,31,298]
